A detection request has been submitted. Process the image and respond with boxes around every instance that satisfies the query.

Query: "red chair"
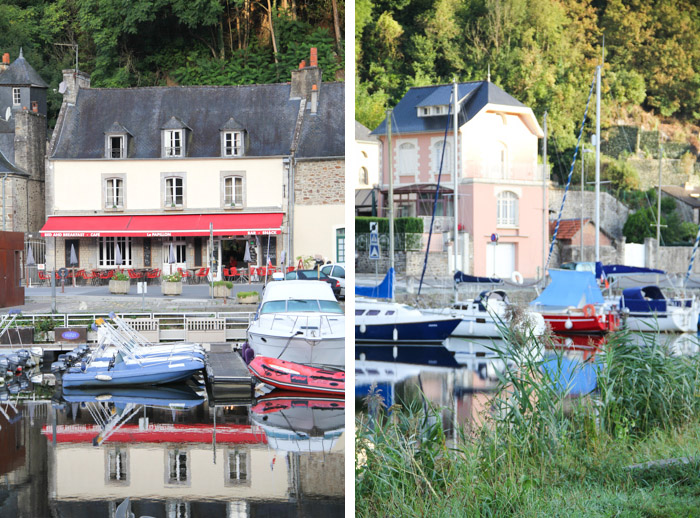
[177,268,192,283]
[38,271,51,285]
[195,267,210,283]
[98,270,114,285]
[127,270,143,280]
[226,267,241,282]
[286,266,295,274]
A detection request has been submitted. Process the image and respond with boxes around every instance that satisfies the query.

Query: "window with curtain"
[98,237,132,266]
[397,142,417,176]
[165,177,184,207]
[497,191,518,226]
[224,176,244,206]
[164,130,183,157]
[105,178,123,208]
[223,131,244,156]
[432,140,452,174]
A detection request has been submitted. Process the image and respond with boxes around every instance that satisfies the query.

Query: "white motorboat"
[616,286,700,333]
[247,280,345,367]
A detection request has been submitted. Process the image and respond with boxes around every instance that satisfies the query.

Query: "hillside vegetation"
[0,0,344,126]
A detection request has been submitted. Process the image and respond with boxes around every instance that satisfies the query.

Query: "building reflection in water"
[0,378,344,518]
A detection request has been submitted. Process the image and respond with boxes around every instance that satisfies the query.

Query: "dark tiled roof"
[355,120,376,141]
[105,122,133,135]
[0,51,48,88]
[0,148,26,175]
[661,186,700,209]
[295,82,344,158]
[372,81,526,136]
[220,117,245,131]
[52,82,344,159]
[161,115,191,131]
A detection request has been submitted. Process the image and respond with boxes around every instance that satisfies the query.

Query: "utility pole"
[386,109,395,277]
[452,78,459,302]
[542,111,547,280]
[656,134,664,265]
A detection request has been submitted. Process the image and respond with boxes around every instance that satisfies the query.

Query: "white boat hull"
[624,306,699,333]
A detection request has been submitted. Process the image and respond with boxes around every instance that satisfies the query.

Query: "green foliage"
[603,158,640,197]
[162,272,182,283]
[212,280,233,289]
[623,192,697,245]
[34,317,60,333]
[111,271,129,281]
[355,216,423,234]
[236,290,258,298]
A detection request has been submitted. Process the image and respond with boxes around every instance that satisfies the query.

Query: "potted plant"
[109,271,130,294]
[162,272,183,296]
[236,290,259,304]
[210,280,232,299]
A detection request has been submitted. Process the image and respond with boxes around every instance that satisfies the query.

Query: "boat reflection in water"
[0,377,344,517]
[356,332,700,437]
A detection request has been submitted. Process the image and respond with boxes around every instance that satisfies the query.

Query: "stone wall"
[549,189,630,240]
[628,157,695,191]
[294,158,344,205]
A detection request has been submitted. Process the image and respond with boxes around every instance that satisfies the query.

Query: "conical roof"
[0,48,48,88]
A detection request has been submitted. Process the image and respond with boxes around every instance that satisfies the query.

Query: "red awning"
[40,213,283,237]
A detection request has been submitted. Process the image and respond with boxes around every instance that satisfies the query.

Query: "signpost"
[369,221,380,285]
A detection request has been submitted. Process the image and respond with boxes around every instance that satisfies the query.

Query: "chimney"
[31,101,38,113]
[310,84,318,113]
[0,53,9,72]
[290,48,322,103]
[60,69,91,104]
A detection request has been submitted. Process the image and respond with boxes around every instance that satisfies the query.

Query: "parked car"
[285,269,341,298]
[320,263,345,299]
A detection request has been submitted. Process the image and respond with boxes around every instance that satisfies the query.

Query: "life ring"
[511,271,524,285]
[583,304,596,317]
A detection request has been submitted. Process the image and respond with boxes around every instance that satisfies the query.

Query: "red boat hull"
[252,392,345,414]
[543,312,619,334]
[248,356,345,395]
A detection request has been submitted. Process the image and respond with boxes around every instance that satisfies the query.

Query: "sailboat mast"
[387,109,395,291]
[542,111,547,281]
[594,64,601,262]
[453,79,459,302]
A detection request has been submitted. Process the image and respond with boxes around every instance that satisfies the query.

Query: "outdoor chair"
[226,267,241,283]
[98,270,114,285]
[177,268,193,283]
[38,271,51,286]
[194,267,210,283]
[84,270,99,286]
[146,268,161,285]
[286,266,295,273]
[127,270,143,280]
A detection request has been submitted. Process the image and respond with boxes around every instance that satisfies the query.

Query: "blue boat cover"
[454,271,502,284]
[356,267,395,299]
[531,270,604,308]
[620,286,666,312]
[597,263,665,278]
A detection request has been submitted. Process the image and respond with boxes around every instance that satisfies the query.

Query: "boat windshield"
[260,299,344,314]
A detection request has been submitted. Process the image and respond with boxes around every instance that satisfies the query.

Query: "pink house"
[372,81,545,279]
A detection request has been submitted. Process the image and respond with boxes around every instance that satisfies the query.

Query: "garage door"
[486,242,515,278]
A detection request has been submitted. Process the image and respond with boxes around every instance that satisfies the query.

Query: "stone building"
[41,49,344,275]
[0,50,47,236]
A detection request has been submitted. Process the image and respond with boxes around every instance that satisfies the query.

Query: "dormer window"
[104,123,132,159]
[223,131,244,157]
[165,130,182,157]
[12,88,20,106]
[417,105,448,117]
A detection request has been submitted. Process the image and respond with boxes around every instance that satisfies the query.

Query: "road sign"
[369,221,380,259]
[369,243,380,259]
[490,233,499,242]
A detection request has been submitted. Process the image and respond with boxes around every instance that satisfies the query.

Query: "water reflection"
[356,332,700,438]
[0,374,344,518]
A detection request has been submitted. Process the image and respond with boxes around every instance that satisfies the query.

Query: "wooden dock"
[205,343,254,403]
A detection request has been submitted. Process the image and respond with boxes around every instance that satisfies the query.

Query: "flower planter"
[210,285,231,299]
[162,281,183,296]
[109,279,130,294]
[0,327,34,344]
[237,294,260,304]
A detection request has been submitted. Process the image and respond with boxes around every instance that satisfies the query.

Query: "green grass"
[356,325,700,517]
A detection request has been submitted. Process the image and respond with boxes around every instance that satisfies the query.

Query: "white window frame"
[106,448,128,484]
[105,178,124,209]
[12,88,20,106]
[227,450,248,483]
[497,191,518,227]
[431,139,452,176]
[223,131,244,157]
[164,130,183,157]
[167,449,189,484]
[397,141,417,178]
[165,177,184,207]
[107,135,125,159]
[224,176,244,207]
[358,167,369,186]
[98,237,132,267]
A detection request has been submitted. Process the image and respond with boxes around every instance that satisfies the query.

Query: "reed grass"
[356,322,700,517]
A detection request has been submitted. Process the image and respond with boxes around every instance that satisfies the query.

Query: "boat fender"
[392,328,398,342]
[511,271,524,285]
[243,347,254,364]
[95,374,112,381]
[359,324,367,334]
[564,318,573,330]
[393,345,398,359]
[583,304,596,317]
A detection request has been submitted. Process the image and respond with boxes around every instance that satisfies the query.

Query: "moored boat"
[248,356,344,395]
[247,280,345,367]
[617,286,699,332]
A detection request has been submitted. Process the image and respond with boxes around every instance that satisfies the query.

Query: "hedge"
[355,217,424,234]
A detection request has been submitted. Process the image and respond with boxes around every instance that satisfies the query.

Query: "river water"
[0,373,344,518]
[355,333,700,437]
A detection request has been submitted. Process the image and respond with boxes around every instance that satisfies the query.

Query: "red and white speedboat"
[531,269,620,334]
[248,356,344,395]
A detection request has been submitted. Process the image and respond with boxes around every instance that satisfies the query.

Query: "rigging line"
[418,94,453,297]
[546,73,597,273]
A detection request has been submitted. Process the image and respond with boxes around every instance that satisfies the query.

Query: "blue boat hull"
[355,344,459,367]
[61,359,204,388]
[355,319,460,344]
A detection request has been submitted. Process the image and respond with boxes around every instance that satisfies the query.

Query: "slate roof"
[52,82,344,159]
[0,148,26,175]
[372,81,527,136]
[0,50,48,88]
[355,120,376,141]
[661,186,700,209]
